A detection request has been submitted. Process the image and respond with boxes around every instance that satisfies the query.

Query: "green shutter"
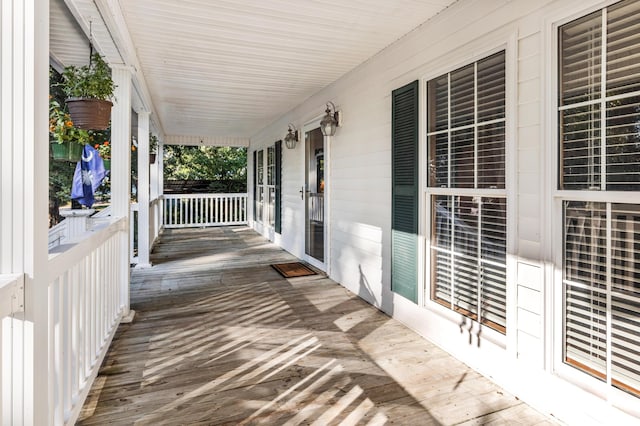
[275,140,282,233]
[253,150,257,222]
[392,80,419,303]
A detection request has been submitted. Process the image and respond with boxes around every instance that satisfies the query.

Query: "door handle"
[300,186,304,200]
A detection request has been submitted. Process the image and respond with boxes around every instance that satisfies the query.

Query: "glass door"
[305,127,324,263]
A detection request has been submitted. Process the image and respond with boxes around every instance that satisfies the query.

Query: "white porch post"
[158,141,164,228]
[136,111,151,267]
[0,0,50,424]
[150,138,158,242]
[111,65,132,317]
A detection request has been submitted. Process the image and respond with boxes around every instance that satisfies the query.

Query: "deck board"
[78,226,555,425]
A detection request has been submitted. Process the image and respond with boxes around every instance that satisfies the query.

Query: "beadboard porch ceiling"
[51,0,457,141]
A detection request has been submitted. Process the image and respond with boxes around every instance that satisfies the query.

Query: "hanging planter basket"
[66,98,113,130]
[51,141,83,162]
[103,159,111,170]
[149,153,157,164]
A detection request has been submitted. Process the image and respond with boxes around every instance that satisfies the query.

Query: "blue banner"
[71,145,107,208]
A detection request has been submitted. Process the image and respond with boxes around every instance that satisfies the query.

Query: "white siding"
[249,0,640,424]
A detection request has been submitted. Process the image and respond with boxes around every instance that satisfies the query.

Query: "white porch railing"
[48,221,68,250]
[163,193,247,228]
[3,218,129,425]
[47,217,128,425]
[309,192,324,223]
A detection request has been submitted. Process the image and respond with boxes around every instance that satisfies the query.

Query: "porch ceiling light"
[320,101,340,137]
[284,124,299,149]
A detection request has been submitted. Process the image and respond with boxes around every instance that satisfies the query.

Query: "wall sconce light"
[320,101,341,136]
[284,123,299,149]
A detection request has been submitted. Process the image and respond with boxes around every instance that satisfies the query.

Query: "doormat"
[271,262,318,278]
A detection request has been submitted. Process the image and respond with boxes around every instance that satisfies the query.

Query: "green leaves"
[60,54,115,100]
[164,145,247,181]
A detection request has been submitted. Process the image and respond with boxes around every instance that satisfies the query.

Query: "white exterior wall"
[249,0,639,423]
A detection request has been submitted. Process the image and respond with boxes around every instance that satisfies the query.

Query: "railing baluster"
[161,194,248,228]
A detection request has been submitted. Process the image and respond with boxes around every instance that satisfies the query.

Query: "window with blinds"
[563,202,640,397]
[256,149,264,223]
[427,51,507,334]
[559,0,640,191]
[267,146,276,228]
[559,0,640,399]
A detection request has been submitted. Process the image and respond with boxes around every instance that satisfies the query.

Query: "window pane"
[481,197,507,264]
[267,146,275,185]
[432,195,453,305]
[606,96,640,191]
[257,150,264,185]
[481,197,506,331]
[478,51,506,122]
[428,75,448,132]
[451,64,474,128]
[564,201,607,380]
[432,195,452,250]
[428,133,448,187]
[559,11,602,106]
[607,0,640,97]
[477,122,505,189]
[451,128,474,188]
[611,203,640,397]
[452,196,479,320]
[431,195,507,334]
[560,104,601,190]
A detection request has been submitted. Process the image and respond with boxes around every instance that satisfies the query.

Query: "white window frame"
[549,0,640,412]
[421,40,517,348]
[256,149,264,224]
[266,145,276,229]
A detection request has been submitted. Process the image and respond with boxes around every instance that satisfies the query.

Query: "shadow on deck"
[78,226,554,425]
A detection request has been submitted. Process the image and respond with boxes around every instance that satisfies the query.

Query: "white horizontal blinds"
[606,0,640,191]
[427,51,507,334]
[564,201,608,380]
[563,201,640,397]
[480,197,507,330]
[559,11,602,190]
[478,123,506,189]
[267,147,275,186]
[610,204,640,396]
[452,129,474,188]
[605,95,640,191]
[256,150,264,222]
[559,0,640,399]
[257,150,264,185]
[606,1,640,96]
[560,0,640,191]
[267,146,275,227]
[432,195,453,303]
[559,11,602,106]
[431,195,507,331]
[560,104,602,190]
[453,196,479,317]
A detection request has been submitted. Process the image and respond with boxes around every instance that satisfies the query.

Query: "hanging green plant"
[60,53,115,130]
[149,133,159,163]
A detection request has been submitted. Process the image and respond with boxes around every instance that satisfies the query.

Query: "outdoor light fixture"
[320,101,340,137]
[284,124,299,149]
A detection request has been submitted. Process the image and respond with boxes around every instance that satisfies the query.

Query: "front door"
[305,127,325,265]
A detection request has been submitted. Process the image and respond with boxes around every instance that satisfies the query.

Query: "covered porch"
[77,226,551,425]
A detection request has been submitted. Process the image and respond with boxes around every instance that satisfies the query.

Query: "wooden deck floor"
[78,227,555,425]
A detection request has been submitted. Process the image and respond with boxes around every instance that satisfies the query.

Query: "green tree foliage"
[164,146,247,181]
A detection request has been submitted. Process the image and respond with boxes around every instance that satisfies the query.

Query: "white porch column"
[111,65,132,316]
[136,111,151,268]
[0,0,50,424]
[158,141,164,227]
